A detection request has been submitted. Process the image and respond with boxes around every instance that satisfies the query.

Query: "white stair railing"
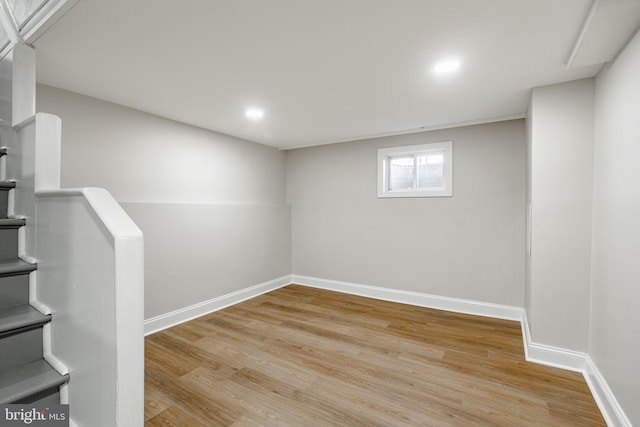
[1,39,144,426]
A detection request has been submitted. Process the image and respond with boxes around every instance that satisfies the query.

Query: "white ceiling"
[31,0,636,149]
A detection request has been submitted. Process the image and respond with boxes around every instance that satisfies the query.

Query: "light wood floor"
[145,285,605,426]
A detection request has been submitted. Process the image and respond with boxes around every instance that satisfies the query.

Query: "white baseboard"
[143,275,292,335]
[43,323,70,375]
[29,271,53,315]
[295,275,589,372]
[293,275,631,427]
[584,356,632,427]
[143,274,630,426]
[521,311,632,426]
[520,311,587,372]
[291,274,524,321]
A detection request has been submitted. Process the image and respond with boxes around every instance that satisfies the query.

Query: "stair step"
[0,305,50,337]
[0,327,43,369]
[0,274,30,310]
[0,228,19,260]
[0,359,69,404]
[0,182,10,219]
[0,218,25,229]
[0,220,24,262]
[0,259,37,277]
[23,389,62,405]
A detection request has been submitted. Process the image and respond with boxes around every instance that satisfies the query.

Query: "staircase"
[0,147,69,404]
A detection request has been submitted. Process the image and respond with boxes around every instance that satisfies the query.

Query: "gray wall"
[122,203,290,318]
[36,85,291,319]
[591,28,640,426]
[36,86,285,205]
[526,79,594,352]
[287,120,526,307]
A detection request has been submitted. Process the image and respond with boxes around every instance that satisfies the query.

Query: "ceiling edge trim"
[22,0,79,45]
[281,113,527,151]
[566,0,598,68]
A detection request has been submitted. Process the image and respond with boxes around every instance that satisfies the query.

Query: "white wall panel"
[591,28,640,426]
[527,79,594,353]
[35,189,144,427]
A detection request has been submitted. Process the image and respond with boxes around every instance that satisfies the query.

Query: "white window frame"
[377,141,453,198]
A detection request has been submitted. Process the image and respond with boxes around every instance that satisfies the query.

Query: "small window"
[378,141,452,198]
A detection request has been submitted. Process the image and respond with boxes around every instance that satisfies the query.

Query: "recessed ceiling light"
[245,107,265,120]
[433,59,461,76]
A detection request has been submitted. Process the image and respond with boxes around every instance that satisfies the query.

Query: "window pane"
[416,150,445,189]
[388,156,414,191]
[377,141,452,198]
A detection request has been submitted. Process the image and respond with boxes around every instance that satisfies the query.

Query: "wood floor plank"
[146,405,209,427]
[145,284,605,426]
[144,382,175,421]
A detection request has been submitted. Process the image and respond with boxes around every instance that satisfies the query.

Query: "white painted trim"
[33,113,62,191]
[144,275,292,336]
[59,383,69,404]
[520,311,586,372]
[0,0,21,45]
[11,43,36,126]
[295,276,630,425]
[28,271,51,314]
[0,0,80,59]
[281,113,526,150]
[20,253,38,263]
[21,0,80,44]
[17,225,27,260]
[142,274,630,426]
[7,187,14,217]
[42,323,70,375]
[0,146,5,181]
[12,113,36,130]
[291,275,523,321]
[584,356,632,427]
[33,186,144,426]
[566,0,598,68]
[521,312,631,426]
